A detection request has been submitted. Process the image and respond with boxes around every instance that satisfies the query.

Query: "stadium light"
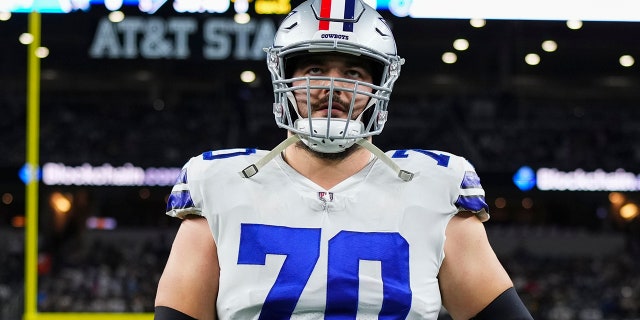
[619,203,639,221]
[49,191,72,214]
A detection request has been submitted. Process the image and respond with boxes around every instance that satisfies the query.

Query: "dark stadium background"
[1,1,639,319]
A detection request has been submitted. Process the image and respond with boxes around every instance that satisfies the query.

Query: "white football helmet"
[265,0,404,153]
[241,0,413,181]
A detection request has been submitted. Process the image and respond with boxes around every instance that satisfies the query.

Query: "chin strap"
[239,135,301,178]
[239,135,414,182]
[356,139,414,182]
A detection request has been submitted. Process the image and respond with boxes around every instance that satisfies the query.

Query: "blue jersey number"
[392,149,450,167]
[203,148,256,160]
[238,224,412,319]
[238,224,321,319]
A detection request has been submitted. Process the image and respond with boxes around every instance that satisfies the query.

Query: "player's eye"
[306,67,323,75]
[345,69,363,78]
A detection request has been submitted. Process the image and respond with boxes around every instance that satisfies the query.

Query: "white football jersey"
[166,148,488,320]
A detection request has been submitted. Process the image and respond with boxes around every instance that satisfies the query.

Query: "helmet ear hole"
[284,55,301,79]
[359,106,377,130]
[369,60,385,86]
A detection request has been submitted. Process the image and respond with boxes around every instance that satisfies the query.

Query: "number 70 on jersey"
[238,223,413,319]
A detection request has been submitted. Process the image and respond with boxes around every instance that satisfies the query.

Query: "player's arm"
[155,215,219,320]
[438,212,532,320]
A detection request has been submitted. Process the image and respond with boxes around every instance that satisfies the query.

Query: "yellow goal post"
[24,11,153,320]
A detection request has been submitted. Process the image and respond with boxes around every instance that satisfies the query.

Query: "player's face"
[291,54,374,120]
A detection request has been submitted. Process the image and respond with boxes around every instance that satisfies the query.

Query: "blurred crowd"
[509,250,640,319]
[1,226,639,320]
[0,228,172,318]
[1,93,640,173]
[375,96,640,173]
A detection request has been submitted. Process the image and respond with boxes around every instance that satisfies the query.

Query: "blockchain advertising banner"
[513,166,640,192]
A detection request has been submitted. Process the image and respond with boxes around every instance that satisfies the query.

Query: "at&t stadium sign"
[89,16,276,60]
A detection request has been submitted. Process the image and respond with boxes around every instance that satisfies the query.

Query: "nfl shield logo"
[318,191,334,202]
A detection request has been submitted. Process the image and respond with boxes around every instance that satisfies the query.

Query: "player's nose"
[321,69,354,92]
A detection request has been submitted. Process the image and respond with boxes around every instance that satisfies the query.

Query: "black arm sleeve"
[471,287,534,320]
[154,306,197,320]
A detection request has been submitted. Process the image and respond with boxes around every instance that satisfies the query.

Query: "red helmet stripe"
[318,0,356,32]
[319,0,332,30]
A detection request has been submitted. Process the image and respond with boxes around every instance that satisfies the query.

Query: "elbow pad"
[471,287,534,320]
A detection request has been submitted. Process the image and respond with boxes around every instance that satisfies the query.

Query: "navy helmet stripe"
[343,0,355,31]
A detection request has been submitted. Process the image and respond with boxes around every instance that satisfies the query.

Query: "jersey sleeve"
[165,159,203,219]
[454,159,490,221]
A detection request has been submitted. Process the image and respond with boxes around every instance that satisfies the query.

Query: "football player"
[155,0,533,319]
